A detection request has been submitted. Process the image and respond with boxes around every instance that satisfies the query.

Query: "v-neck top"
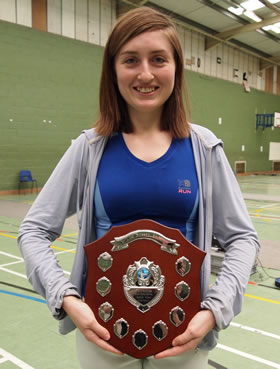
[94,132,199,242]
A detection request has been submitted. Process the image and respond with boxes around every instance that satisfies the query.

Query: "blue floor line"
[0,289,46,303]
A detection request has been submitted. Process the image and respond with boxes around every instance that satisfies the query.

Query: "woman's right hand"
[62,295,123,355]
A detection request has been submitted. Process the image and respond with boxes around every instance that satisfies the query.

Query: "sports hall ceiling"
[119,0,280,68]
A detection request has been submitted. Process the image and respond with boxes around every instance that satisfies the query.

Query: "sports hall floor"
[0,174,279,369]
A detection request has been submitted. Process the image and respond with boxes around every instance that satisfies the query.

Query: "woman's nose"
[137,63,154,82]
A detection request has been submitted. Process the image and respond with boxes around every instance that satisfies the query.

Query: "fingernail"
[105,333,110,340]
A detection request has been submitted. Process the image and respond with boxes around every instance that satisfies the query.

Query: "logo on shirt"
[178,179,191,194]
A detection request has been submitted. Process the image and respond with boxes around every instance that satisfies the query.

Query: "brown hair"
[95,7,191,138]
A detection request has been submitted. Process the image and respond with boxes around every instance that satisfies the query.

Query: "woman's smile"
[133,86,159,94]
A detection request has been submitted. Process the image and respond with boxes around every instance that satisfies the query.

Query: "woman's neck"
[128,108,162,135]
[122,129,172,163]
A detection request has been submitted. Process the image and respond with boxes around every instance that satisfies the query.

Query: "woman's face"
[114,30,176,118]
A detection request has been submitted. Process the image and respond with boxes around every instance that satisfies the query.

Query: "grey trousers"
[76,329,209,369]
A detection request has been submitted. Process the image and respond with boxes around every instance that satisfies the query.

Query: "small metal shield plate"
[84,219,206,359]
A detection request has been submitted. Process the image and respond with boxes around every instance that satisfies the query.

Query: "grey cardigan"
[18,124,259,351]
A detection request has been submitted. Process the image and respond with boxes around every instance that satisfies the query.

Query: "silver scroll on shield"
[111,230,180,255]
[123,257,165,313]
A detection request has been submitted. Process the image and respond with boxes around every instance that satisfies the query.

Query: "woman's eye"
[153,56,165,63]
[125,57,137,64]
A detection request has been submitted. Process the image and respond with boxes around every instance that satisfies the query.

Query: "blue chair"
[19,170,38,194]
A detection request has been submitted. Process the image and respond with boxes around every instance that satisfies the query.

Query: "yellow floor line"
[0,232,75,254]
[0,232,78,240]
[50,245,76,254]
[61,233,78,237]
[245,293,280,305]
[0,233,17,239]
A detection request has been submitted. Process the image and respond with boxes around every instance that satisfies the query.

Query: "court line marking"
[0,251,23,260]
[54,248,76,255]
[0,232,76,254]
[255,207,280,219]
[257,203,280,209]
[0,289,46,303]
[51,245,76,253]
[61,233,78,237]
[0,267,27,279]
[0,232,17,239]
[0,261,24,267]
[248,213,280,221]
[0,265,70,277]
[244,293,280,304]
[240,182,280,186]
[0,348,34,369]
[217,344,280,368]
[230,322,280,340]
[0,251,73,271]
[254,213,280,218]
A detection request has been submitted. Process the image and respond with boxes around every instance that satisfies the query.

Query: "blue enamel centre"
[138,267,150,279]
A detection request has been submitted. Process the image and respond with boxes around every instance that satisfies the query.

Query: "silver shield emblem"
[123,257,165,313]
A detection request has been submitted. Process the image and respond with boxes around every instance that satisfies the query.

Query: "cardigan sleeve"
[17,133,89,319]
[201,145,260,329]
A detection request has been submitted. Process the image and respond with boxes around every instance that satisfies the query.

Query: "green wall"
[0,20,103,191]
[186,72,280,172]
[1,20,280,191]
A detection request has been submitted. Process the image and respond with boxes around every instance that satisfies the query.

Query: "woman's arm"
[201,145,260,329]
[18,134,89,318]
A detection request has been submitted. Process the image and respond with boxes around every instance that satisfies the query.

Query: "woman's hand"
[154,309,216,359]
[62,296,123,355]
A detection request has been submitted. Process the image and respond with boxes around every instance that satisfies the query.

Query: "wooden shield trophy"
[84,219,206,358]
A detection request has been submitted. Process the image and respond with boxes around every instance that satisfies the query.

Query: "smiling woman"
[18,6,259,369]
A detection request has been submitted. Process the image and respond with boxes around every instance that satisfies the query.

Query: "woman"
[18,7,259,369]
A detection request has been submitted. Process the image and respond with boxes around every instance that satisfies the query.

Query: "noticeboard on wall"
[269,142,280,161]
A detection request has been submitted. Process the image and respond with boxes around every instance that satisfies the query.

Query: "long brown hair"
[95,7,191,138]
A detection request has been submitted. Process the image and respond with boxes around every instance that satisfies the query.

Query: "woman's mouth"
[134,86,159,94]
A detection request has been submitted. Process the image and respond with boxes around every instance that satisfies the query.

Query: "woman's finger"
[154,339,197,359]
[84,329,123,355]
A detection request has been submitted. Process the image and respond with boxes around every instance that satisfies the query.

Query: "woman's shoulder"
[81,128,108,145]
[69,128,105,148]
[190,123,223,149]
[66,129,100,159]
[81,128,97,141]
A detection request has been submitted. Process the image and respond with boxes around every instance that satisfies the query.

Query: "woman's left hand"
[154,309,216,359]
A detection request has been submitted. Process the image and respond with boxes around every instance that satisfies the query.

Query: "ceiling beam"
[197,0,280,46]
[195,0,248,23]
[260,56,280,70]
[259,0,280,15]
[206,14,280,50]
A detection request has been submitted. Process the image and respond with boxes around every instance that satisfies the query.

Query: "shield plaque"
[84,219,206,358]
